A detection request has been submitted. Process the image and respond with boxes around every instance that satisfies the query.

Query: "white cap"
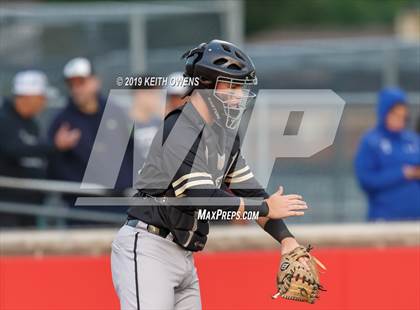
[13,70,48,96]
[166,72,188,96]
[63,57,92,79]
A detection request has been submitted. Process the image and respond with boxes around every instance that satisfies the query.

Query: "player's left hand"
[272,245,326,303]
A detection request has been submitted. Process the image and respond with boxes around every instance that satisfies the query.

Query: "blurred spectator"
[0,70,79,227]
[48,58,133,206]
[130,75,163,178]
[355,88,420,221]
[165,72,188,115]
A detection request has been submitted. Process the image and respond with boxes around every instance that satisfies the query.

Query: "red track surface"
[1,247,419,310]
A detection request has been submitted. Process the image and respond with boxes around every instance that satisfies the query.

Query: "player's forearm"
[257,217,294,244]
[230,187,269,199]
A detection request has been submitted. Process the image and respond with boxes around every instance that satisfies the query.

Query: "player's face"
[215,82,245,107]
[15,95,46,118]
[212,76,257,129]
[67,76,99,107]
[385,104,408,132]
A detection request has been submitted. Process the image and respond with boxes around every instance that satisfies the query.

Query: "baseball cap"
[166,72,188,96]
[63,57,92,79]
[13,70,48,96]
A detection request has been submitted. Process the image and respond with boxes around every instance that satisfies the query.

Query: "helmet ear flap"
[182,53,202,98]
[182,43,206,78]
[185,53,198,77]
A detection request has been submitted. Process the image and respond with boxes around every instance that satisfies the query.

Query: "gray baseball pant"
[111,222,202,310]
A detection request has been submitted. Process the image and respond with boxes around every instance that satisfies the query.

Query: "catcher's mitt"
[272,245,326,303]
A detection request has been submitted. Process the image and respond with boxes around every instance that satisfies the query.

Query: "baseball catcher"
[111,39,324,309]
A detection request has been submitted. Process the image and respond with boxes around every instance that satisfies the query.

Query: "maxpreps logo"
[197,209,259,221]
[75,88,345,206]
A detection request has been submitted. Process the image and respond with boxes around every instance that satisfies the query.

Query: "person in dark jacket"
[48,58,133,212]
[354,88,420,221]
[0,70,80,227]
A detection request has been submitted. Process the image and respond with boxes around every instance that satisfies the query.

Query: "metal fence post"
[383,40,399,87]
[223,0,244,46]
[129,13,147,74]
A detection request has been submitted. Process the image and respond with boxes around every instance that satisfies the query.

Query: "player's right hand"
[265,186,308,219]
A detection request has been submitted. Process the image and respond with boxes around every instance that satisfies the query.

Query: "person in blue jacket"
[48,58,133,211]
[354,88,420,221]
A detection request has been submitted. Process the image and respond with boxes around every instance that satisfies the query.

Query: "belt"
[126,219,170,239]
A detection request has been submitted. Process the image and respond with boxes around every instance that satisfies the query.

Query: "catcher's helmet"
[182,39,256,86]
[182,39,257,129]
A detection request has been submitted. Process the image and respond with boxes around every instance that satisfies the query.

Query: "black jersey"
[128,102,269,250]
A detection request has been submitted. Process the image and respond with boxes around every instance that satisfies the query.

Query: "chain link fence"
[0,1,419,226]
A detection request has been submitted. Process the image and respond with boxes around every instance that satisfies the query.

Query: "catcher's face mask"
[213,76,257,129]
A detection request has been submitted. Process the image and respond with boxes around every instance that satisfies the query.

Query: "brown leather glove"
[272,245,326,303]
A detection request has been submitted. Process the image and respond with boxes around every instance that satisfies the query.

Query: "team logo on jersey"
[217,153,225,170]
